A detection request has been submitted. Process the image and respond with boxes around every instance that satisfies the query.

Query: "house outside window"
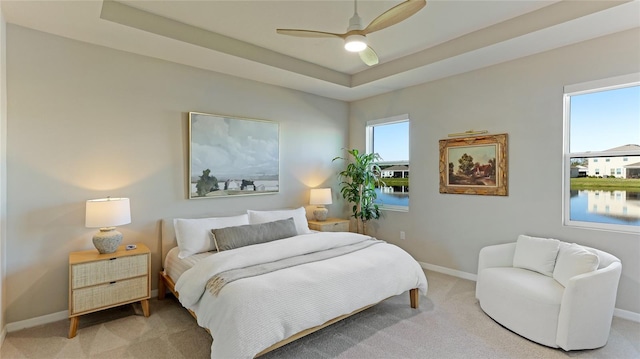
[366,114,410,211]
[563,74,640,232]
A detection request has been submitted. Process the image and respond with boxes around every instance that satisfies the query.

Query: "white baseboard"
[6,289,159,333]
[419,261,640,323]
[6,272,640,333]
[419,261,477,281]
[6,310,68,332]
[614,308,640,323]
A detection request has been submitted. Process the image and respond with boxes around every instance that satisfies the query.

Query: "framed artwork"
[439,133,508,196]
[189,112,279,199]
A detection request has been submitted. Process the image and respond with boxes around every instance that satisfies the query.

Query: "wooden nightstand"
[308,218,350,232]
[68,243,151,338]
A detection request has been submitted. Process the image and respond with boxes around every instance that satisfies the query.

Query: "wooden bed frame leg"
[409,288,419,308]
[158,271,166,300]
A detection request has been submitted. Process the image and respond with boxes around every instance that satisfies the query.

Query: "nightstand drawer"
[308,218,350,232]
[71,254,149,289]
[71,276,149,315]
[321,221,349,232]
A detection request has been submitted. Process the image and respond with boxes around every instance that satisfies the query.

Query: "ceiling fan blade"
[359,46,379,66]
[276,29,344,39]
[363,0,426,35]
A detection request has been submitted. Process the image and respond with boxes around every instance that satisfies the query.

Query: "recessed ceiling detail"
[2,0,638,101]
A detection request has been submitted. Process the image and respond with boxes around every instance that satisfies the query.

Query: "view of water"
[570,190,640,226]
[374,187,409,207]
[373,188,640,227]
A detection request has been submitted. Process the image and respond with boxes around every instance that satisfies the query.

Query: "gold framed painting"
[439,133,508,196]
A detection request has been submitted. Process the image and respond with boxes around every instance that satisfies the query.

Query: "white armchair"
[476,237,622,351]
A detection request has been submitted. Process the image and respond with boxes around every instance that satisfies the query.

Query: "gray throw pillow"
[212,217,298,252]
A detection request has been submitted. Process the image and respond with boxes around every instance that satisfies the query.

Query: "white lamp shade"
[310,188,333,205]
[85,197,131,228]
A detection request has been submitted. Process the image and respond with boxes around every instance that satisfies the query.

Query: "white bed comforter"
[175,232,428,358]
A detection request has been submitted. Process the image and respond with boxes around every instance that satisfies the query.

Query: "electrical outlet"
[400,231,406,240]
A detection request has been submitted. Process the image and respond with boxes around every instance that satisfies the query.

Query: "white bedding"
[164,247,214,282]
[175,231,428,358]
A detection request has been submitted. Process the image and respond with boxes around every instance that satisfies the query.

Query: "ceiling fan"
[276,0,427,67]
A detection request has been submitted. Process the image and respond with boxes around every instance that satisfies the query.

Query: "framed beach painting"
[439,133,508,196]
[189,112,279,199]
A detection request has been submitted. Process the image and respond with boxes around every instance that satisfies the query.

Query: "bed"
[158,208,428,358]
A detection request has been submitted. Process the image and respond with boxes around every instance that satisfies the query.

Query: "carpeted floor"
[1,270,638,358]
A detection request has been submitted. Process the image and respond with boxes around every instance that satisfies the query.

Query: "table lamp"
[85,197,131,254]
[309,188,332,221]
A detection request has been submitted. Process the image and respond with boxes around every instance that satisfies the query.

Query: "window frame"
[366,114,410,212]
[563,73,640,233]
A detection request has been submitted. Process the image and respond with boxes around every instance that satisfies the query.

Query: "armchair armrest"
[556,261,622,350]
[477,242,516,273]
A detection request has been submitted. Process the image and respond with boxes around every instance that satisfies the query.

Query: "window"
[564,74,640,232]
[366,114,409,211]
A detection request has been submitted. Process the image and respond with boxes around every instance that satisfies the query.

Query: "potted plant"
[333,148,384,234]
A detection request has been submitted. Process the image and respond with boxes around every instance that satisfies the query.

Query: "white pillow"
[247,207,312,235]
[553,243,600,287]
[513,235,560,277]
[174,214,249,258]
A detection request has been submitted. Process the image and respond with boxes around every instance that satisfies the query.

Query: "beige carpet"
[1,270,638,358]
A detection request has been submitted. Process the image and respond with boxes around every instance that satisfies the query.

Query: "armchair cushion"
[513,235,560,276]
[478,267,564,347]
[553,243,599,287]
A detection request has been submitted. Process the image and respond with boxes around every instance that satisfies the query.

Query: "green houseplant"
[333,148,384,234]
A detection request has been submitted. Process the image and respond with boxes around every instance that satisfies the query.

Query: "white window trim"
[562,73,640,233]
[366,114,410,212]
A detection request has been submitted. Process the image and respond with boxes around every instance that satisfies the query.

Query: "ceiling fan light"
[344,34,367,52]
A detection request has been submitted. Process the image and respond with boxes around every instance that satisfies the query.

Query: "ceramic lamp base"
[93,227,123,254]
[313,207,328,221]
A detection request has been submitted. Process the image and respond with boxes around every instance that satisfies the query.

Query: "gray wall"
[349,28,640,314]
[5,25,349,323]
[0,8,6,335]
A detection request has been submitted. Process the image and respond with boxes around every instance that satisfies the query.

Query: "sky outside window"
[372,122,409,162]
[570,85,640,152]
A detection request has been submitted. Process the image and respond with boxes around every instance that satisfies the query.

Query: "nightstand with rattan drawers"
[68,243,150,338]
[308,218,350,232]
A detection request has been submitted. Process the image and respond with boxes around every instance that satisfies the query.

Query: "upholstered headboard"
[160,218,178,267]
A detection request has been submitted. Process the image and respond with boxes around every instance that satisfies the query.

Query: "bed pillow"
[512,235,560,276]
[247,207,312,235]
[553,243,600,287]
[174,214,249,258]
[212,218,298,252]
